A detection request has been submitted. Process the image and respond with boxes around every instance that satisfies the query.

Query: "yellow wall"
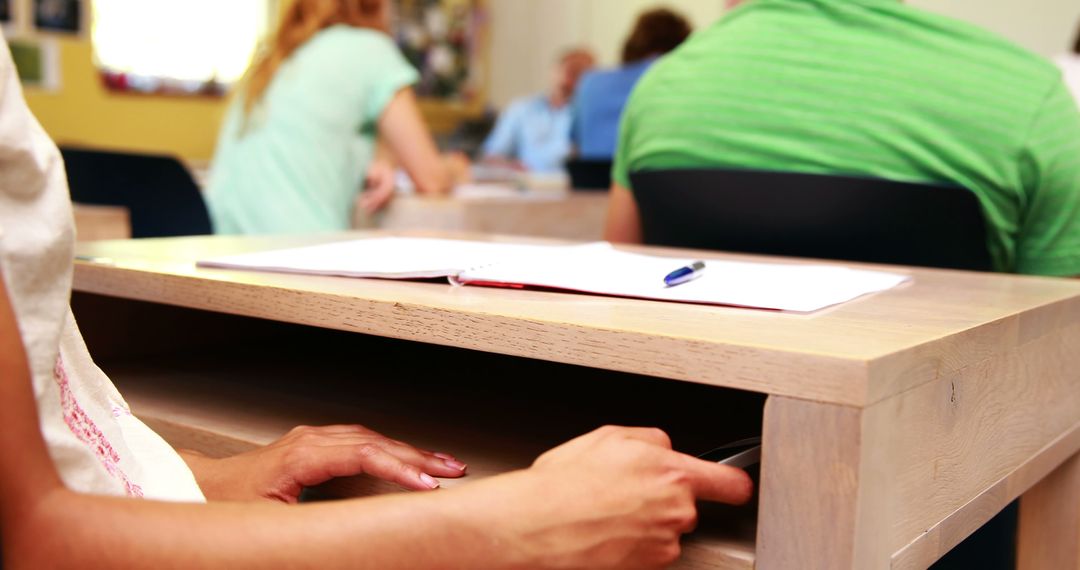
[24,37,229,162]
[19,0,480,161]
[21,33,474,161]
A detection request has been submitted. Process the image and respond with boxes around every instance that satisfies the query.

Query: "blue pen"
[664,260,706,287]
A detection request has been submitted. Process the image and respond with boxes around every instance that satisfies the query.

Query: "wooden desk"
[71,233,1080,570]
[72,203,131,241]
[368,191,609,241]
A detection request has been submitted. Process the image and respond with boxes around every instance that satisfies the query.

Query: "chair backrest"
[440,112,497,160]
[567,159,613,191]
[61,147,212,238]
[630,169,994,271]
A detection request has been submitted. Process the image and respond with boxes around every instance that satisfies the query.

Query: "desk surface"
[72,232,1080,569]
[73,232,1080,408]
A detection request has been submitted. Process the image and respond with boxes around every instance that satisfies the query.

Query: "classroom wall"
[23,37,229,162]
[908,0,1080,59]
[17,0,1080,159]
[488,0,725,109]
[488,0,1080,109]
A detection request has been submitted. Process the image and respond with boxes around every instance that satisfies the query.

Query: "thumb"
[678,454,754,505]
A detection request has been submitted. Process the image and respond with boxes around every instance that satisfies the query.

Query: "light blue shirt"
[571,59,656,160]
[482,95,572,173]
[206,26,418,235]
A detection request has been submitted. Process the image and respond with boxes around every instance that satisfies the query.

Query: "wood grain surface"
[1018,453,1080,570]
[73,232,1080,408]
[70,233,1080,569]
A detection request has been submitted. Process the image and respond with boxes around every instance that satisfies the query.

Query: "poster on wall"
[34,0,82,34]
[8,38,60,90]
[395,0,484,102]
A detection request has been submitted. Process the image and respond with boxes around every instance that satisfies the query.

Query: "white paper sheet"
[458,243,911,312]
[198,238,558,279]
[199,238,911,312]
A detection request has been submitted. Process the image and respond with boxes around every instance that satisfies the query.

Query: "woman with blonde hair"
[207,0,453,234]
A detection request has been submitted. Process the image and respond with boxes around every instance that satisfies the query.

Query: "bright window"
[92,0,272,95]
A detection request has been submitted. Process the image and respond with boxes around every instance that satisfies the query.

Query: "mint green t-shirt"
[207,26,418,235]
[615,0,1080,276]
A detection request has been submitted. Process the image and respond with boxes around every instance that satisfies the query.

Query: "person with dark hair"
[1056,22,1080,107]
[606,0,1080,279]
[571,8,693,160]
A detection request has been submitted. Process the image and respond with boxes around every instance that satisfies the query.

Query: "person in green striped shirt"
[604,0,1080,277]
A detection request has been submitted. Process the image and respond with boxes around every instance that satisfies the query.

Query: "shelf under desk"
[71,233,1080,570]
[87,307,762,570]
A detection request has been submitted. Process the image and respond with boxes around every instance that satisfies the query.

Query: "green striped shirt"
[615,0,1080,276]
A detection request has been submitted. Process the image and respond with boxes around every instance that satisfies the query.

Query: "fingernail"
[420,473,440,489]
[443,458,468,472]
[434,452,456,460]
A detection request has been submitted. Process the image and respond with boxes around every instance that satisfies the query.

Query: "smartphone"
[696,436,762,469]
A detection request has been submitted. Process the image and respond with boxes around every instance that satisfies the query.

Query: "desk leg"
[1018,452,1080,570]
[755,396,890,570]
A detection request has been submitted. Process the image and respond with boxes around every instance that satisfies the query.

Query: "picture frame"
[33,0,81,34]
[395,0,485,102]
[8,37,60,90]
[394,0,489,134]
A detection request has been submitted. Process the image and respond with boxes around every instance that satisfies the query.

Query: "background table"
[72,233,1080,569]
[362,190,609,241]
[72,203,131,241]
[184,157,610,242]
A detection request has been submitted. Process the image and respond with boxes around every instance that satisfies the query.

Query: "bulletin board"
[395,0,489,132]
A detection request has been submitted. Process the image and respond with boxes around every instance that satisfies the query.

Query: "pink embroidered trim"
[54,356,144,498]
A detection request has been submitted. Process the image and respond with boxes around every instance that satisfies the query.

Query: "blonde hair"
[243,0,387,117]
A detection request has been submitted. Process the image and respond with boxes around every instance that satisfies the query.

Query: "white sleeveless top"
[0,37,204,502]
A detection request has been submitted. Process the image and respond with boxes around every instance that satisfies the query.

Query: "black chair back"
[61,147,212,238]
[631,169,993,271]
[567,159,613,191]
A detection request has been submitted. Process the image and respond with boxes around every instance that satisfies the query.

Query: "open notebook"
[197,237,911,313]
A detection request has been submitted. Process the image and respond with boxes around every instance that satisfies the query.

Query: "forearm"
[379,88,452,196]
[0,272,64,515]
[409,158,452,196]
[11,473,533,570]
[603,183,643,244]
[374,138,397,165]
